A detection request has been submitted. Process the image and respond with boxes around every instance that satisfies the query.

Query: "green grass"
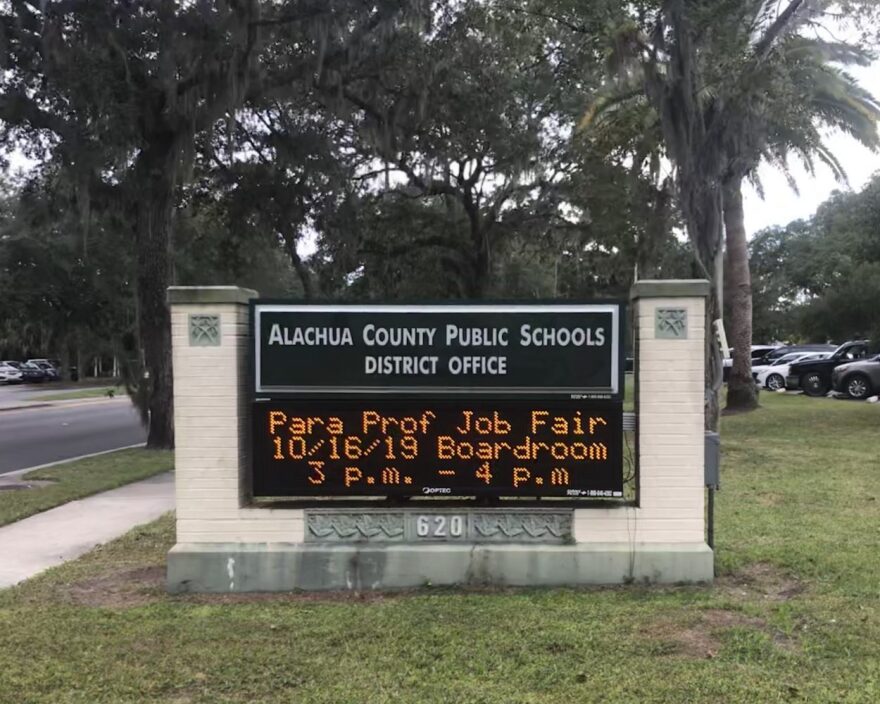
[0,394,878,703]
[0,449,172,527]
[34,385,124,402]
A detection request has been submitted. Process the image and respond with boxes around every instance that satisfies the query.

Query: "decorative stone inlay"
[189,314,221,346]
[470,512,572,543]
[305,509,573,544]
[307,512,405,542]
[655,308,688,339]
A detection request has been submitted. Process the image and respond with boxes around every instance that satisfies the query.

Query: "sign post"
[166,283,713,592]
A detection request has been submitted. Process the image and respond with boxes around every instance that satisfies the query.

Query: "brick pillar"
[632,280,708,539]
[167,287,304,556]
[573,279,712,580]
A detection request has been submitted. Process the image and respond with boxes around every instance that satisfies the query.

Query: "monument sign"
[166,282,714,592]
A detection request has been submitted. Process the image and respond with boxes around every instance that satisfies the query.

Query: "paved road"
[0,399,146,475]
[0,383,50,407]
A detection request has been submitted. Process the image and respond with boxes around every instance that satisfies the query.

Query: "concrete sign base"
[167,542,713,592]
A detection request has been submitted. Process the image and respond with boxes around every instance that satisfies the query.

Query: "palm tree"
[721,36,880,410]
[580,0,879,424]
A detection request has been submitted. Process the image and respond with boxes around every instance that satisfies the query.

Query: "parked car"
[31,358,79,380]
[754,352,830,391]
[786,340,872,396]
[0,362,23,384]
[26,358,57,368]
[18,362,48,382]
[831,354,880,400]
[25,360,60,381]
[38,363,61,381]
[723,345,780,381]
[751,351,809,378]
[762,343,837,365]
[3,360,46,383]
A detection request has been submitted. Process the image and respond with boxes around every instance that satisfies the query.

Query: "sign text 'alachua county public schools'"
[253,303,624,398]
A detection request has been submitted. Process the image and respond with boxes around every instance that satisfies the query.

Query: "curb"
[0,396,127,413]
[0,403,53,413]
[0,443,147,480]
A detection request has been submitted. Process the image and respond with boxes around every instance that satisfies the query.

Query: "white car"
[755,352,830,391]
[723,345,780,380]
[0,362,24,384]
[751,351,814,378]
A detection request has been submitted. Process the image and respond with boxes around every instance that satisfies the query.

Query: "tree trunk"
[723,173,758,411]
[282,229,315,299]
[704,279,723,430]
[644,1,726,433]
[467,213,490,298]
[134,139,177,449]
[60,339,71,383]
[472,235,490,299]
[687,181,725,433]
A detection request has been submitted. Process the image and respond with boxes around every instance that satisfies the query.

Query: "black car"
[785,340,872,396]
[18,362,48,382]
[31,361,60,381]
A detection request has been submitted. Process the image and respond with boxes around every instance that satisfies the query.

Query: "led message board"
[252,400,623,499]
[252,303,624,400]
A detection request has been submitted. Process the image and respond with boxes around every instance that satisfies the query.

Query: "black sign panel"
[253,303,624,399]
[252,399,623,499]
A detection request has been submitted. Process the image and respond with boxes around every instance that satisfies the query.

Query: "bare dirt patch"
[643,609,768,659]
[717,562,805,602]
[639,563,806,658]
[52,568,583,607]
[754,493,786,508]
[177,589,411,605]
[50,561,804,614]
[643,607,802,658]
[63,565,166,607]
[174,583,541,605]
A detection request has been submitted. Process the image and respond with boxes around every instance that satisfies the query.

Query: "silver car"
[0,362,24,384]
[831,355,880,400]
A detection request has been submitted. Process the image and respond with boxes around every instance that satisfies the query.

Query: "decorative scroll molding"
[307,512,405,542]
[470,512,572,543]
[189,314,221,346]
[305,510,573,544]
[655,308,688,339]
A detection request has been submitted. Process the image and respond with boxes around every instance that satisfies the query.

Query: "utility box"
[705,431,720,489]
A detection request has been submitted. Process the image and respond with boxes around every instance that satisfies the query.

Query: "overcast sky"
[742,60,880,235]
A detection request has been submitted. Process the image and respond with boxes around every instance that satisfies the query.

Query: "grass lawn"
[34,385,124,402]
[0,449,172,527]
[0,393,878,703]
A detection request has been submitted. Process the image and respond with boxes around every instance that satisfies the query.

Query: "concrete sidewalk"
[0,472,175,588]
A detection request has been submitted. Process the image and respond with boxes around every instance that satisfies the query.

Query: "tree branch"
[499,5,590,34]
[753,0,807,60]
